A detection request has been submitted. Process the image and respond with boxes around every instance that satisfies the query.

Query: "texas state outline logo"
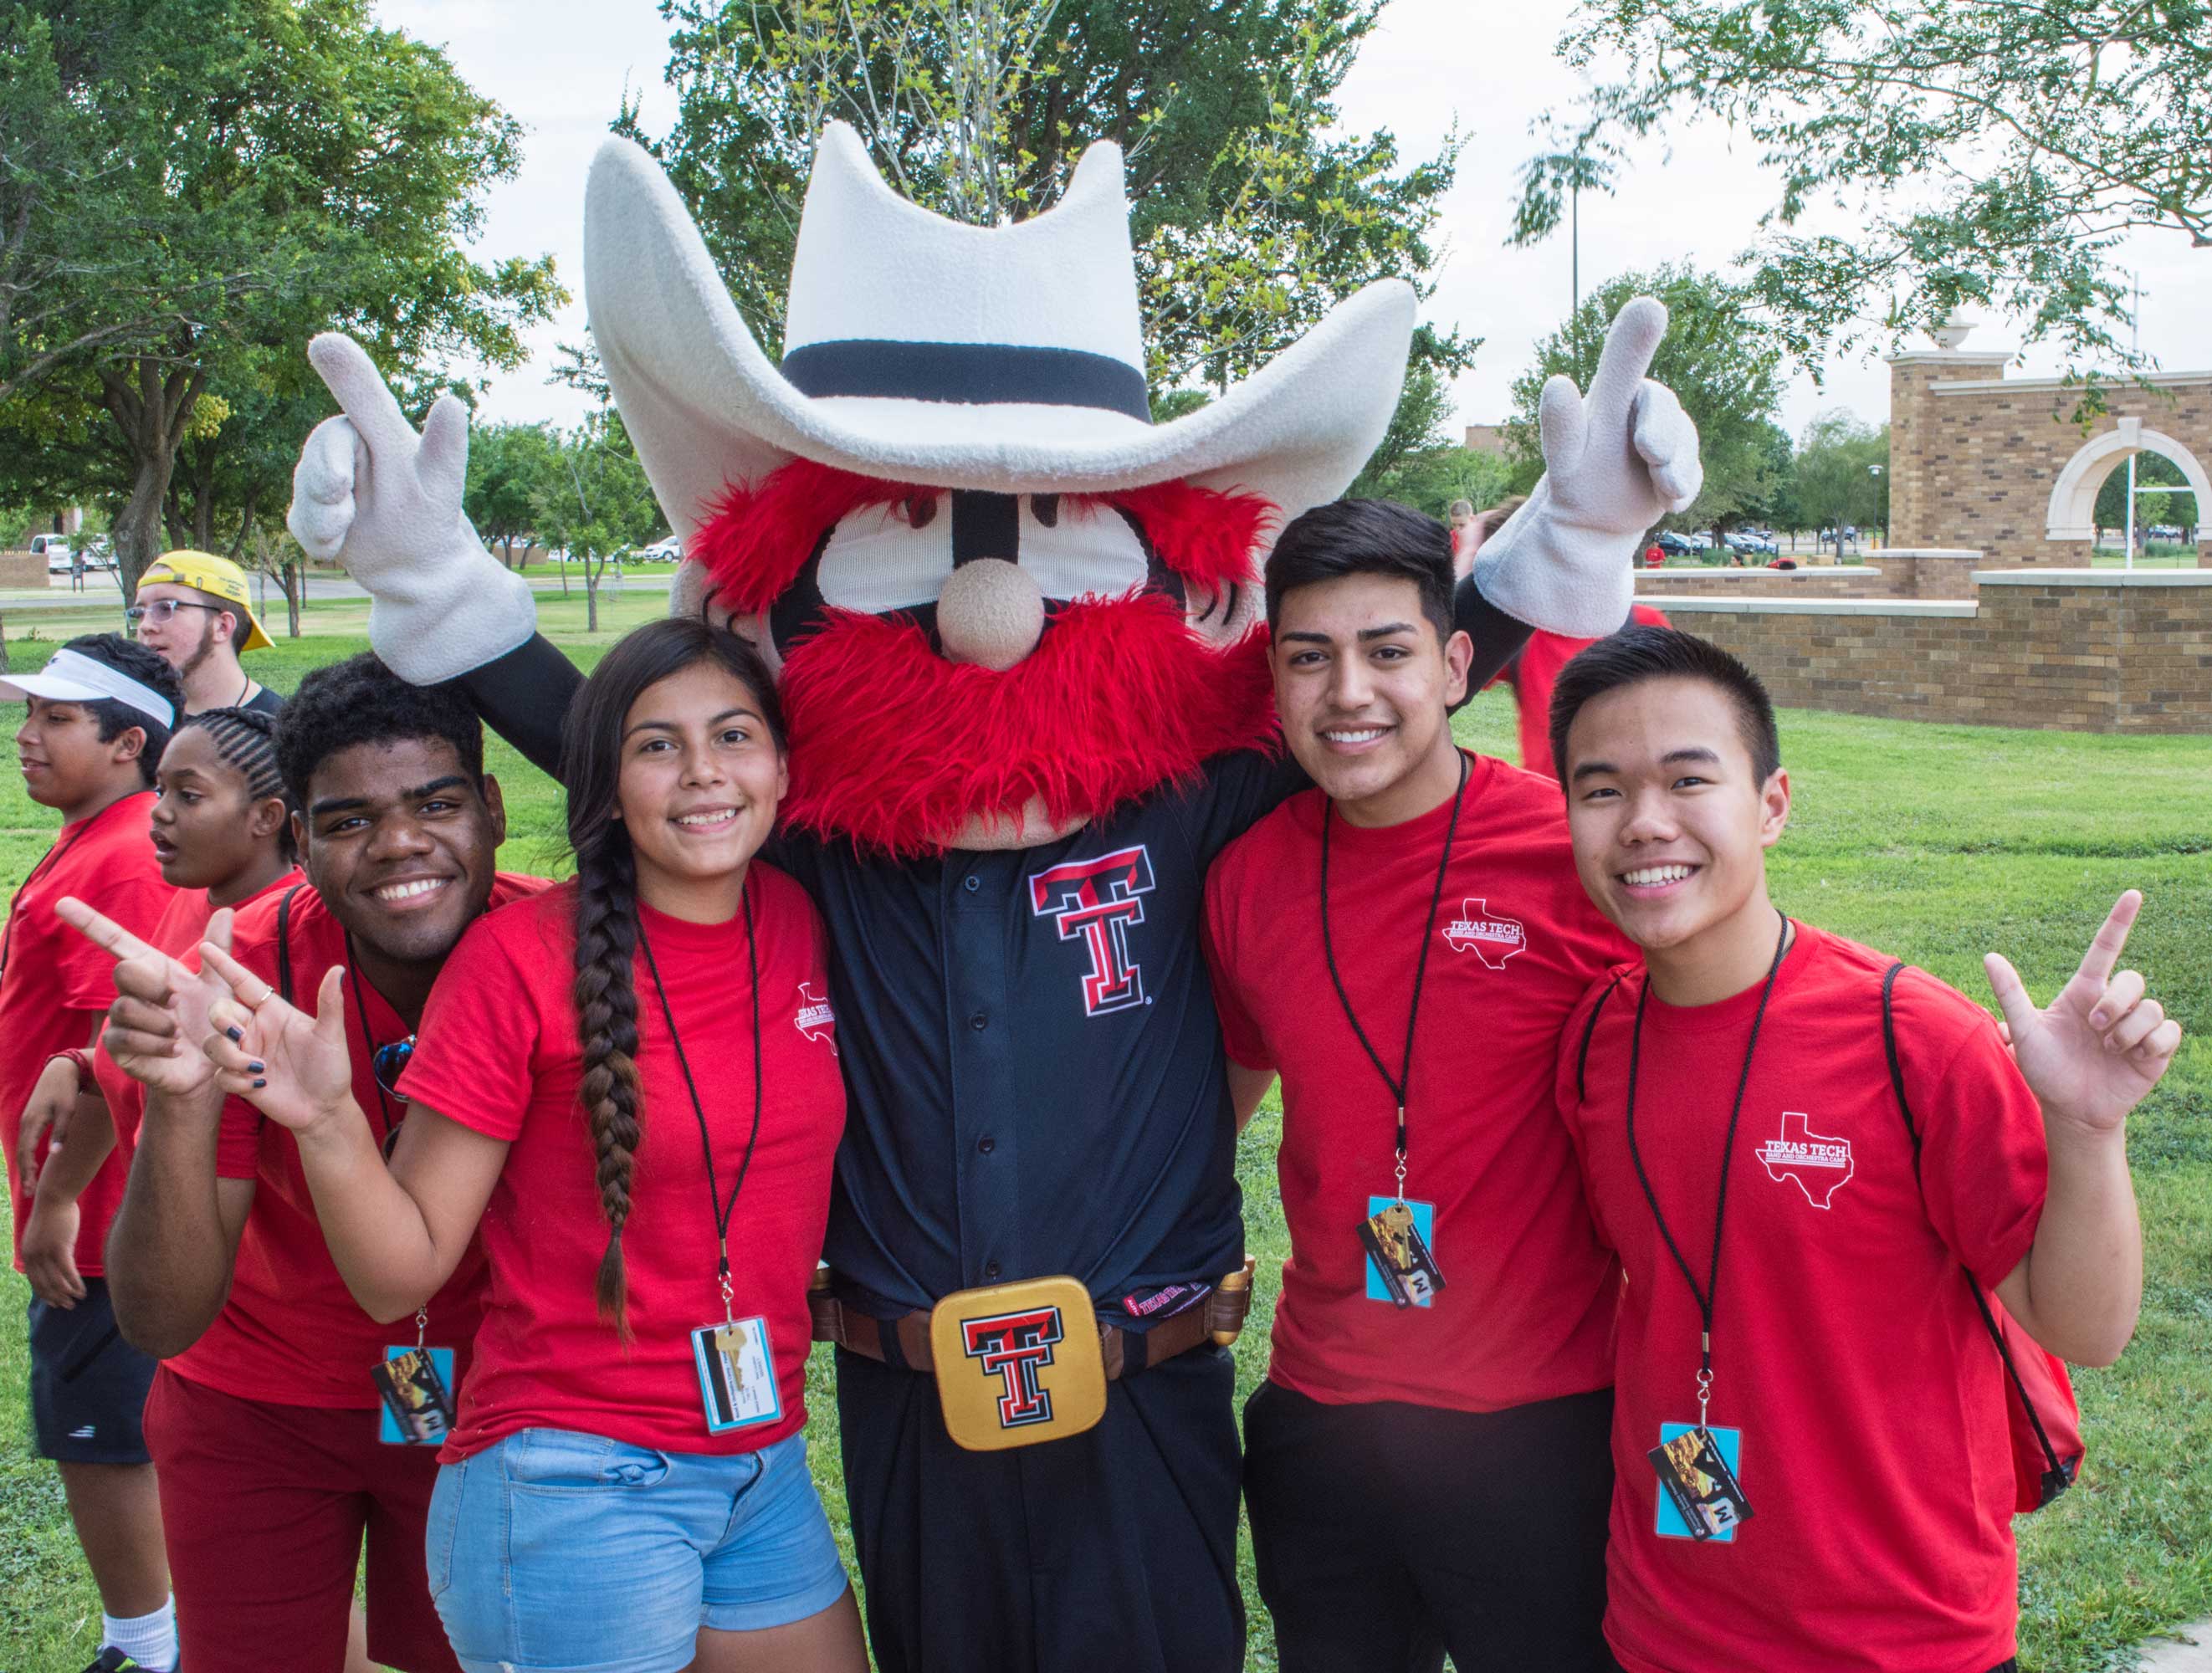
[794,982,838,1054]
[1756,1110,1855,1209]
[1441,898,1526,970]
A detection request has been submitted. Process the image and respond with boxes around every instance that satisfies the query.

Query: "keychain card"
[691,1316,781,1435]
[374,1345,456,1445]
[1361,1196,1446,1308]
[1651,1423,1753,1543]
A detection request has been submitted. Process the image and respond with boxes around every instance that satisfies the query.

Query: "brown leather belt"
[812,1260,1256,1381]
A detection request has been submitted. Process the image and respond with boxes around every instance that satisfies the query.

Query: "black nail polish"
[248,1062,264,1074]
[252,1078,266,1090]
[225,1026,243,1043]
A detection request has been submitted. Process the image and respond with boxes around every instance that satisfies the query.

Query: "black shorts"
[28,1277,158,1465]
[1242,1379,1618,1673]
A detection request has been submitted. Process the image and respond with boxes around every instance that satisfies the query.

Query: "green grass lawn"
[3,623,2208,1670]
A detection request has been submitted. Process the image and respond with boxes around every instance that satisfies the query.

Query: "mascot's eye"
[815,499,955,614]
[1017,497,1150,602]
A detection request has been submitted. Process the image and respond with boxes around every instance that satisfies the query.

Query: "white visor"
[0,647,175,729]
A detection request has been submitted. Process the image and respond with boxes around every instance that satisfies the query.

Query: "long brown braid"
[561,617,787,1338]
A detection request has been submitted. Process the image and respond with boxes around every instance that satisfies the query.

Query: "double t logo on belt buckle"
[928,1275,1107,1451]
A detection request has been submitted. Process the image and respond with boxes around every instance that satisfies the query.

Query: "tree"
[603,0,1465,404]
[1513,0,2212,375]
[533,413,666,633]
[2093,449,2187,548]
[1792,410,1888,557]
[1508,146,1619,324]
[1506,264,1785,539]
[0,0,562,590]
[468,423,566,568]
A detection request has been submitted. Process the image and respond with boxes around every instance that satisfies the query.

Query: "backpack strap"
[1882,961,2069,1486]
[1575,973,1628,1104]
[274,884,304,1005]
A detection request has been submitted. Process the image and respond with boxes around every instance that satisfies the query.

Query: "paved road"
[2138,1624,2212,1670]
[0,573,673,614]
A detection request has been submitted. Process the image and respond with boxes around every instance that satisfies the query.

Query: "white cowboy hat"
[585,123,1416,541]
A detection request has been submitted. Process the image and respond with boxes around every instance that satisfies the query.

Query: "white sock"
[103,1598,177,1671]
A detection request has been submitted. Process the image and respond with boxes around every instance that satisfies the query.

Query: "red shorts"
[143,1367,458,1673]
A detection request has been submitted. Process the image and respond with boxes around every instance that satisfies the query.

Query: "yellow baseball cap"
[137,550,274,652]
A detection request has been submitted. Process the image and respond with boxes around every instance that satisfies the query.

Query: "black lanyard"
[1318,750,1468,1192]
[0,819,98,983]
[341,931,401,1146]
[1624,910,1791,1430]
[635,876,762,1313]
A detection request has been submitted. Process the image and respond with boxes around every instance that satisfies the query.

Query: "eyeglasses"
[373,1036,416,1102]
[126,600,223,627]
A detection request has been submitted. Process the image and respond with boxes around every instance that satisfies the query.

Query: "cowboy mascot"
[288,125,1700,1671]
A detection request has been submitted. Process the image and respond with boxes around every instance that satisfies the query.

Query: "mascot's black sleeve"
[458,634,584,779]
[455,572,1528,781]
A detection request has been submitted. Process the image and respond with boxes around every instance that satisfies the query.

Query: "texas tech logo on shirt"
[1441,898,1526,970]
[794,982,837,1054]
[1028,846,1155,1016]
[960,1305,1066,1428]
[1757,1111,1856,1208]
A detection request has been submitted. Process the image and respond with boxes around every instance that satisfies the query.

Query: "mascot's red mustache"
[775,592,1278,855]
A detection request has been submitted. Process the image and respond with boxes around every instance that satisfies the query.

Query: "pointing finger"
[56,898,153,965]
[200,940,275,1008]
[2074,891,2142,989]
[307,333,419,464]
[1586,297,1669,433]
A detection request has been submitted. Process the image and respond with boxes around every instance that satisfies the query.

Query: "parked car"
[1654,531,1697,557]
[30,533,73,573]
[1724,531,1778,556]
[78,535,115,570]
[640,535,683,562]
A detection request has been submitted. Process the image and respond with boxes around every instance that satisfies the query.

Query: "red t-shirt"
[1556,923,2049,1673]
[1,790,169,1275]
[1505,605,1673,780]
[93,869,302,1159]
[397,867,846,1461]
[1204,751,1632,1414]
[166,875,540,1409]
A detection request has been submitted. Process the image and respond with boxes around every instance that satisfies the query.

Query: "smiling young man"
[1201,499,1632,1671]
[129,550,282,717]
[89,654,542,1673]
[1548,627,2177,1673]
[3,636,182,1673]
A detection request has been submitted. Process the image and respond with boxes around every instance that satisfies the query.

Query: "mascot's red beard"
[776,591,1278,856]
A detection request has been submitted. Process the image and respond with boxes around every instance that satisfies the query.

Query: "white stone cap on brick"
[1636,565,1882,579]
[1641,596,1979,617]
[1869,549,1984,560]
[1973,569,2212,587]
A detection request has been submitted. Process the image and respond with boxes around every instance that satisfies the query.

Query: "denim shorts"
[425,1426,850,1673]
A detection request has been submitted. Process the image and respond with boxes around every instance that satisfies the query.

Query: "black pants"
[836,1343,1244,1673]
[1242,1379,1618,1673]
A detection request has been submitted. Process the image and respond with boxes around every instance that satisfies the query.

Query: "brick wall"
[0,554,49,586]
[1648,576,2212,735]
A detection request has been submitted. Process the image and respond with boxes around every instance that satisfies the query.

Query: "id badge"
[1651,1423,1754,1543]
[1361,1196,1446,1308]
[690,1316,781,1435]
[373,1345,456,1446]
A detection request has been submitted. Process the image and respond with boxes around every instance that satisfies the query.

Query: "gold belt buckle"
[929,1275,1107,1452]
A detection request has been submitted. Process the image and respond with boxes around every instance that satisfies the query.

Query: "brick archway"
[2045,419,2209,542]
[1889,339,2212,562]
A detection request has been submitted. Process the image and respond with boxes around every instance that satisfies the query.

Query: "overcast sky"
[378,0,2212,443]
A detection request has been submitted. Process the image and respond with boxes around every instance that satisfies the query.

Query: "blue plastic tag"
[691,1316,781,1435]
[1362,1195,1443,1307]
[1653,1423,1749,1543]
[375,1345,455,1446]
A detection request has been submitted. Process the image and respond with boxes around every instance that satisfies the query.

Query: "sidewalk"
[2138,1621,2212,1669]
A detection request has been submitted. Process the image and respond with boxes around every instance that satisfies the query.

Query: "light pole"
[1868,464,1884,552]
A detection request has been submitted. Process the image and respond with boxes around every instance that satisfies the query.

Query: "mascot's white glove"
[1475,297,1703,638]
[286,334,537,684]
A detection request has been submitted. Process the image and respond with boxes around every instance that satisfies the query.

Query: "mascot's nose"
[936,558,1044,671]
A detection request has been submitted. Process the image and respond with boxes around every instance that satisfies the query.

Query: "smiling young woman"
[197,619,865,1673]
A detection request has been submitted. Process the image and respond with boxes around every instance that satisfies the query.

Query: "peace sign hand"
[286,333,535,684]
[1985,891,2183,1138]
[56,899,238,1098]
[197,944,356,1143]
[1473,297,1704,637]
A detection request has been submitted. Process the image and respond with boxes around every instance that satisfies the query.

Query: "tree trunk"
[586,569,599,632]
[98,352,207,594]
[284,554,302,636]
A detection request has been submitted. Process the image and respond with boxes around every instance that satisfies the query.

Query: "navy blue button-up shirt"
[772,749,1302,1319]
